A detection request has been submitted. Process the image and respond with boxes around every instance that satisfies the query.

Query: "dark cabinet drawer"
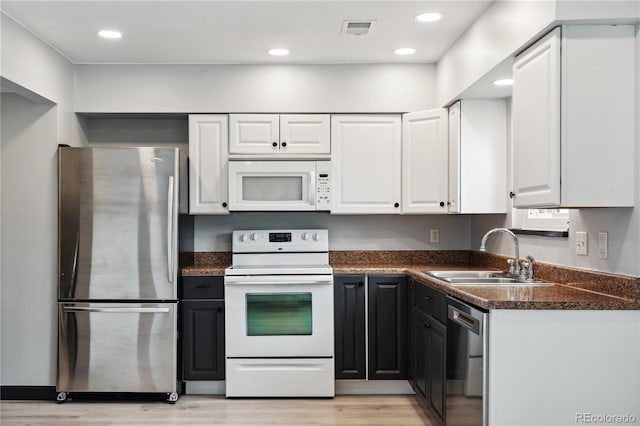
[182,276,224,299]
[414,282,446,324]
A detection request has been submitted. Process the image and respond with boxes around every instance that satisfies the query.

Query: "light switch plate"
[598,232,608,260]
[576,231,588,256]
[430,228,440,244]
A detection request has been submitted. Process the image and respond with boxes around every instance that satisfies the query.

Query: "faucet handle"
[507,258,516,274]
[519,260,530,279]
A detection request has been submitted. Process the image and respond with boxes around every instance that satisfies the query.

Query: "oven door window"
[246,293,312,336]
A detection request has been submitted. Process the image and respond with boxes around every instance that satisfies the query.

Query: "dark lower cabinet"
[408,277,446,426]
[368,275,407,380]
[334,275,366,379]
[427,317,446,423]
[181,276,225,381]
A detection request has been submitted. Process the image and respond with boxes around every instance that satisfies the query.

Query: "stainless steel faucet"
[478,228,520,276]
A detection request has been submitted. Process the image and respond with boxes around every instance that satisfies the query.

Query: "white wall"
[1,13,75,386]
[192,213,470,252]
[1,95,59,386]
[74,64,437,113]
[436,1,556,106]
[1,13,75,144]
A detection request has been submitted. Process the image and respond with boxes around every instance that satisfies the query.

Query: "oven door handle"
[225,275,333,285]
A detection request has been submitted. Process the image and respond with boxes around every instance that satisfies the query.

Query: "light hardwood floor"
[1,395,432,426]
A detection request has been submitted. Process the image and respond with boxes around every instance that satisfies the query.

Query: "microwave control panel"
[316,162,331,211]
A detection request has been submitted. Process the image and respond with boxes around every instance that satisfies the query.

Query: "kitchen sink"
[424,270,553,286]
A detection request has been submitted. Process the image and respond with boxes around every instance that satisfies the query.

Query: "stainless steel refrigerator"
[57,146,186,403]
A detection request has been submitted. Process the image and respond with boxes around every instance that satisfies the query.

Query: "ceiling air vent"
[341,20,376,36]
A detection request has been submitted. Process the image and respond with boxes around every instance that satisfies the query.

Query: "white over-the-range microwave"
[228,161,331,211]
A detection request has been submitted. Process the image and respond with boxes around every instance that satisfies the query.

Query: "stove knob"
[251,233,259,241]
[240,234,248,242]
[313,233,321,241]
[302,232,310,241]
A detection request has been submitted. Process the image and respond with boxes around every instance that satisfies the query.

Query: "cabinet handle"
[439,201,445,207]
[447,201,451,205]
[281,142,287,147]
[358,281,364,287]
[216,307,223,313]
[394,203,400,208]
[272,142,278,147]
[509,191,515,199]
[424,296,431,301]
[222,202,227,208]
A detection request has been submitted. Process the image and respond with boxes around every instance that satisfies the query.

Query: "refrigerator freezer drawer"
[57,302,177,393]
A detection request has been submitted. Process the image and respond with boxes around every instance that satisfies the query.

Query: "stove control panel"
[232,229,328,253]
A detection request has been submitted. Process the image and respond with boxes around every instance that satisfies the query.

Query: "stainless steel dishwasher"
[446,297,488,426]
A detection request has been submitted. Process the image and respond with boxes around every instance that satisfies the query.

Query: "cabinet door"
[368,275,407,379]
[280,115,330,155]
[427,318,446,425]
[334,275,366,379]
[229,114,280,154]
[512,28,561,207]
[182,300,225,380]
[188,115,229,214]
[413,308,429,400]
[447,102,461,213]
[407,279,417,391]
[331,115,402,214]
[402,109,448,213]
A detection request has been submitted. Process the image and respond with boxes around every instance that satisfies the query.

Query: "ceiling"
[1,1,492,64]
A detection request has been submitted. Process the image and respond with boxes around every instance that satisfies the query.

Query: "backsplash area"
[190,213,472,251]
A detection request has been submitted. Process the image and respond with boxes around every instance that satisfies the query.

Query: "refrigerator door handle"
[62,306,171,314]
[167,176,175,283]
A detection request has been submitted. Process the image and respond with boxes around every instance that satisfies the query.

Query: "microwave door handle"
[309,172,315,206]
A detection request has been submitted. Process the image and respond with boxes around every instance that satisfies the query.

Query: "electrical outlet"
[430,228,440,244]
[598,232,608,259]
[576,231,588,256]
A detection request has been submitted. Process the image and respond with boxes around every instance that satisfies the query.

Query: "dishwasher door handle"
[448,305,481,335]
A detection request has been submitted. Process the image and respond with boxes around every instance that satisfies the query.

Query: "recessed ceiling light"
[493,78,514,86]
[394,47,416,56]
[415,13,442,23]
[268,48,289,56]
[98,29,122,39]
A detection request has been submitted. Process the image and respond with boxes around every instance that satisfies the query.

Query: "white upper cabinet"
[279,115,331,154]
[229,114,330,156]
[448,100,507,214]
[188,114,229,215]
[331,115,402,214]
[512,25,635,208]
[402,109,449,214]
[229,114,279,154]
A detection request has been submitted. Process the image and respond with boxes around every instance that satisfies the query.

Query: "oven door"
[228,161,317,211]
[224,274,334,357]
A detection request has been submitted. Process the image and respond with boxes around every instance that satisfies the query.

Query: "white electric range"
[224,229,334,397]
